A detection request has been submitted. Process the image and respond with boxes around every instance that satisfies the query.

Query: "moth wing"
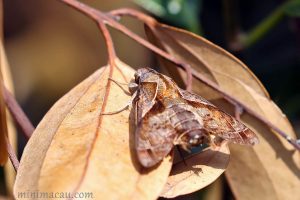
[136,81,158,119]
[179,89,259,145]
[135,101,177,167]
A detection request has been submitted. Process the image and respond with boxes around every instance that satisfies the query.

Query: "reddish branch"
[72,20,117,196]
[5,136,19,171]
[59,0,192,91]
[1,82,34,170]
[97,22,116,68]
[58,0,300,151]
[2,86,34,139]
[109,8,157,25]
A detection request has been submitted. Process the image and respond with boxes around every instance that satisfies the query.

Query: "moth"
[125,68,259,167]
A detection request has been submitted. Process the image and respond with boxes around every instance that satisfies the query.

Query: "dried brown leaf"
[14,60,173,200]
[0,0,17,194]
[161,144,229,198]
[0,63,8,166]
[0,0,8,166]
[146,22,300,199]
[1,38,17,197]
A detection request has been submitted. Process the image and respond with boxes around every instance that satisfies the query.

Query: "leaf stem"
[98,22,116,68]
[2,86,34,140]
[71,21,117,199]
[6,136,19,172]
[58,1,193,91]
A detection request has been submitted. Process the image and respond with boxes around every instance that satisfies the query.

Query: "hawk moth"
[128,68,259,167]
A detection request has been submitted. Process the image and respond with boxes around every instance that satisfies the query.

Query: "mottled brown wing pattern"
[178,89,259,145]
[136,81,158,119]
[135,101,177,167]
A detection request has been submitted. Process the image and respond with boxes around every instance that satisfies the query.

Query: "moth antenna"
[108,78,131,95]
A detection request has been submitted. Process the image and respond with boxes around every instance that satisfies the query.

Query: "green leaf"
[135,0,203,34]
[284,0,300,17]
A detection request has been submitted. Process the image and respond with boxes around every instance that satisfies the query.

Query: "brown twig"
[5,136,19,171]
[98,22,116,68]
[2,86,34,140]
[72,18,117,198]
[58,0,300,151]
[109,8,157,25]
[59,0,192,91]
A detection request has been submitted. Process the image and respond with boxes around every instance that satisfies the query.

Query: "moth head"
[134,68,147,81]
[134,68,156,82]
[129,68,154,94]
[134,71,141,83]
[128,80,138,95]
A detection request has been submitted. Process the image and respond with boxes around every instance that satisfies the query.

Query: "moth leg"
[108,77,128,85]
[108,78,131,95]
[101,91,137,115]
[101,102,130,115]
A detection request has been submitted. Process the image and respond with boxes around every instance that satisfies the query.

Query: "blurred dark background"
[1,0,300,199]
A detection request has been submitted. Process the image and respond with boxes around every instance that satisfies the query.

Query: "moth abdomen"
[165,103,209,148]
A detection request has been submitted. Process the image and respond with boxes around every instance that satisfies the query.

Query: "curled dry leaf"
[146,22,300,199]
[0,45,9,166]
[0,0,8,166]
[1,39,17,196]
[1,0,17,195]
[0,67,8,166]
[14,60,173,200]
[161,144,229,198]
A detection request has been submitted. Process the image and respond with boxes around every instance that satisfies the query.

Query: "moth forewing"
[135,98,176,167]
